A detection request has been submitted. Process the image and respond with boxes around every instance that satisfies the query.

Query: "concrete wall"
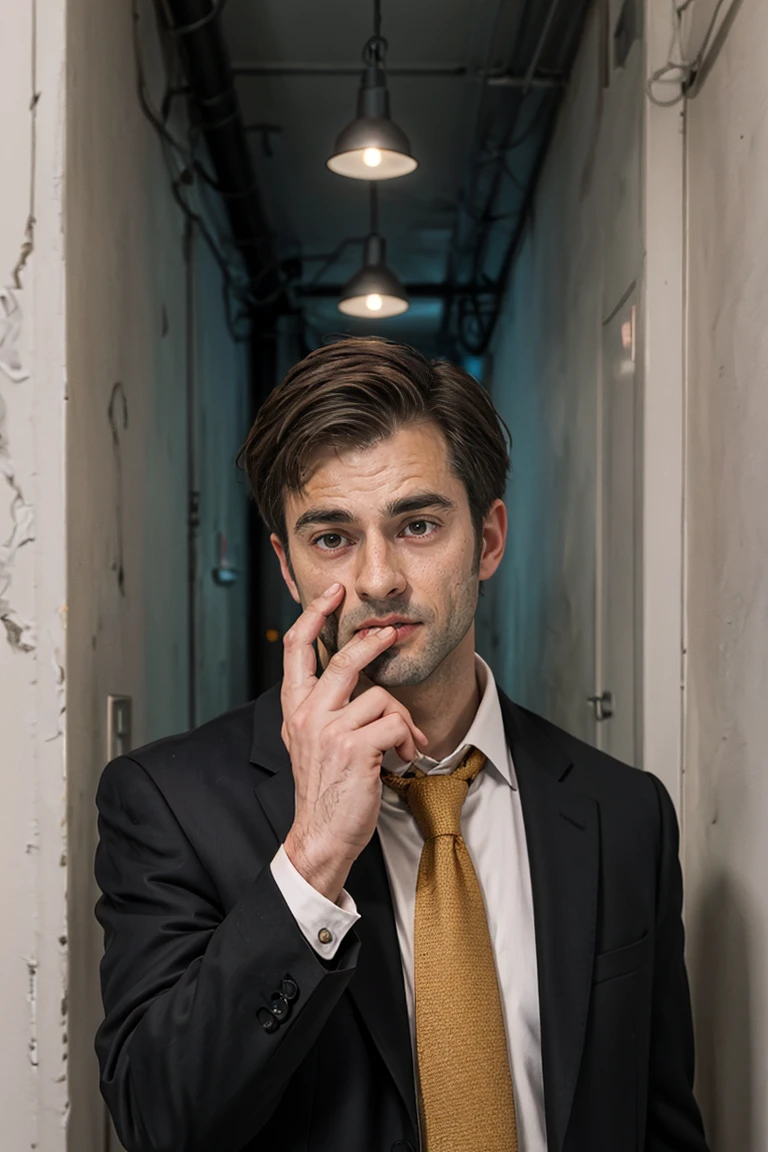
[682,2,768,1147]
[485,0,767,1145]
[65,1,252,1147]
[0,0,69,1147]
[484,0,643,744]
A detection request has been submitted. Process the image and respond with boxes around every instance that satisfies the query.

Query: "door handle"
[587,690,614,721]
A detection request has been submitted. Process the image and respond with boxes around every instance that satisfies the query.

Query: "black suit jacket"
[94,681,709,1152]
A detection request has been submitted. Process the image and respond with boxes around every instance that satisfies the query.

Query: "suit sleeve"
[645,773,710,1152]
[94,754,361,1152]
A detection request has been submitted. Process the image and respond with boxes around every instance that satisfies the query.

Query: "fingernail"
[417,730,429,745]
[323,582,341,596]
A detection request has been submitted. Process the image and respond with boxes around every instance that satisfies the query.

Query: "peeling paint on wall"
[0,387,36,653]
[12,215,35,293]
[0,288,30,383]
[0,286,36,653]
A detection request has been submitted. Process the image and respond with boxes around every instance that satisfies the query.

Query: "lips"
[355,620,421,641]
[355,619,418,632]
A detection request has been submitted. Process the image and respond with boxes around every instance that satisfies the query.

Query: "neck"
[379,628,481,762]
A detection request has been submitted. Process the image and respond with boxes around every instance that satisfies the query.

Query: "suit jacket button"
[281,975,299,1002]
[257,1007,279,1033]
[269,993,290,1019]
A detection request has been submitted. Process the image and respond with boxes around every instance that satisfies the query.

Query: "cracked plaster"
[0,360,36,653]
[0,284,36,653]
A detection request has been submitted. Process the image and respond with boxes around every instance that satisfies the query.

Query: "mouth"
[355,620,421,641]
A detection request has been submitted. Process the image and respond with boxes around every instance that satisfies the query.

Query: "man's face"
[271,422,505,688]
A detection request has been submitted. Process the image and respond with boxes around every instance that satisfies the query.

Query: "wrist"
[283,828,353,904]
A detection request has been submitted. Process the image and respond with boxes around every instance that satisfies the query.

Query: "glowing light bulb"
[363,147,383,168]
[366,293,383,312]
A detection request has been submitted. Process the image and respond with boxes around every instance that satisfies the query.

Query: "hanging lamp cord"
[370,183,379,235]
[364,0,387,66]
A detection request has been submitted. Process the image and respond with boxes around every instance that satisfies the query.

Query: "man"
[94,337,709,1152]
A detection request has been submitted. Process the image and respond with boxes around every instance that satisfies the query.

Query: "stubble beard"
[316,568,479,688]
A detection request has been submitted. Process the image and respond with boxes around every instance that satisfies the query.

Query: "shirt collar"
[381,653,517,790]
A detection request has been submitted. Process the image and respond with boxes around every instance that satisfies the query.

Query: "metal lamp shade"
[327,64,418,181]
[338,235,409,318]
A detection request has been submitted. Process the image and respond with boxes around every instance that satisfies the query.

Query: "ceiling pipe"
[158,0,284,304]
[232,61,565,87]
[234,61,469,77]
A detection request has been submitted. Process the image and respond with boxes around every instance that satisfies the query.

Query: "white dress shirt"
[271,654,547,1152]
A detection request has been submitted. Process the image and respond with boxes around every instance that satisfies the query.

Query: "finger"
[314,626,403,711]
[332,686,428,747]
[281,583,344,714]
[358,713,419,763]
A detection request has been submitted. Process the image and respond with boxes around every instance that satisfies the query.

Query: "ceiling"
[220,0,591,353]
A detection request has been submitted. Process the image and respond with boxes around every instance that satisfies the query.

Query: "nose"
[354,534,408,602]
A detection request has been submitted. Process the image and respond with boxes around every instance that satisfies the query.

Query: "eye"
[313,533,349,552]
[402,519,438,537]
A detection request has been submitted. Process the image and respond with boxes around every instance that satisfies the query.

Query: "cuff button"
[318,927,333,945]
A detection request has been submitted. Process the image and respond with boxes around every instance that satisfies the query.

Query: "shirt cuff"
[270,843,361,960]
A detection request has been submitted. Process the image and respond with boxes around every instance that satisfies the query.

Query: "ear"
[477,499,507,582]
[270,534,301,604]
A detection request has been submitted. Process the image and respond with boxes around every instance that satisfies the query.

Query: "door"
[593,287,641,765]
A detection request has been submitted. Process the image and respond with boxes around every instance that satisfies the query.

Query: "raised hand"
[281,583,427,902]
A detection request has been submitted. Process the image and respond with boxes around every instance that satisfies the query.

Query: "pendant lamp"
[327,0,418,181]
[338,185,409,318]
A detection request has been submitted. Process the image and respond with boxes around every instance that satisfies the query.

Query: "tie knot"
[382,747,486,840]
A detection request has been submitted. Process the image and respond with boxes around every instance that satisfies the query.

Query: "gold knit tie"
[382,748,519,1152]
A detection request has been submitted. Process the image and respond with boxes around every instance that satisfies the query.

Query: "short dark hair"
[237,337,512,561]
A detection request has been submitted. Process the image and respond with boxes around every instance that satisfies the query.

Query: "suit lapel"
[250,684,418,1134]
[499,692,599,1152]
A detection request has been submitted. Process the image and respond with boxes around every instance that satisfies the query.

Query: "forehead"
[285,424,463,519]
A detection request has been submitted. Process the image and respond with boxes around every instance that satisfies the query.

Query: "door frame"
[594,281,644,764]
[639,0,687,814]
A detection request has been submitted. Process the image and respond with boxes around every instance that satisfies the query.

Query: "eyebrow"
[293,492,457,535]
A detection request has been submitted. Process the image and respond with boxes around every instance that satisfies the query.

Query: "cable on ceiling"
[164,0,232,37]
[443,0,580,356]
[646,0,730,107]
[440,0,580,355]
[132,0,284,340]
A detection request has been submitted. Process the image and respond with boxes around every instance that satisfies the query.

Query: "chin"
[364,652,433,687]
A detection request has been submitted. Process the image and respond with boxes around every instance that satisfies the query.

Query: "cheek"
[292,549,338,590]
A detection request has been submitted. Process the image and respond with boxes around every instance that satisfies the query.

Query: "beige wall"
[486,0,767,1145]
[683,2,768,1147]
[0,0,69,1147]
[66,0,251,1147]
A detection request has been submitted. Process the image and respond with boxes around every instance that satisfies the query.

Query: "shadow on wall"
[688,871,754,1149]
